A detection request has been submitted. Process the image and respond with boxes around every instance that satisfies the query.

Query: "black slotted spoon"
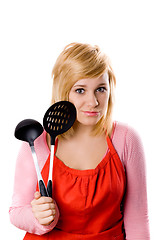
[43,101,76,198]
[14,119,49,197]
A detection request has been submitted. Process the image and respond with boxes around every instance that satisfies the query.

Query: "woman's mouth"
[83,111,100,116]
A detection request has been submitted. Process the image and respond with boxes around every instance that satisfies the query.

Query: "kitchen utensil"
[43,101,76,197]
[14,119,49,196]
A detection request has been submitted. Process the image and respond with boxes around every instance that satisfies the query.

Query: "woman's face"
[69,73,110,128]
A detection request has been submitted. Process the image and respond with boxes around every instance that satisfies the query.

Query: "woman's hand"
[31,191,56,226]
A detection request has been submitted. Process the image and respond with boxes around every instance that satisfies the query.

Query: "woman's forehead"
[73,73,109,87]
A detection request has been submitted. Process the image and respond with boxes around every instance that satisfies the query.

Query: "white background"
[0,0,159,239]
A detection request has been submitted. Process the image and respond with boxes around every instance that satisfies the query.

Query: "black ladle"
[43,101,76,197]
[14,119,49,196]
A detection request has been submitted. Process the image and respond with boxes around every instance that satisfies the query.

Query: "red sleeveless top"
[24,135,126,240]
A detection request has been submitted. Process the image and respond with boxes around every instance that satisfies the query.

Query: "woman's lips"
[83,111,100,116]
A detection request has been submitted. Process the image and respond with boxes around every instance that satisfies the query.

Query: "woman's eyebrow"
[73,82,107,88]
[98,82,107,86]
[72,84,86,88]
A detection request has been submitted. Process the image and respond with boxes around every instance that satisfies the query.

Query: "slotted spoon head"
[43,101,76,143]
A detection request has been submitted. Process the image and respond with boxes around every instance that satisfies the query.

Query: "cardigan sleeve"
[123,127,150,239]
[9,138,60,235]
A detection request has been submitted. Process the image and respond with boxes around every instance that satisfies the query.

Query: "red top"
[24,134,126,240]
[10,122,150,239]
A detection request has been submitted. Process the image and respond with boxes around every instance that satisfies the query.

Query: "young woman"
[9,43,150,239]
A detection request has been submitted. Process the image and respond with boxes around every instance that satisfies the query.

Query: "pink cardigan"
[9,122,150,239]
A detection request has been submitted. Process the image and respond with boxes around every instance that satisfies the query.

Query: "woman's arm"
[9,135,59,235]
[123,127,150,239]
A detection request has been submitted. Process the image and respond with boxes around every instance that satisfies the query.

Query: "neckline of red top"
[51,122,117,176]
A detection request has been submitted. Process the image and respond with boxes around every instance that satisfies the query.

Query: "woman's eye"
[96,87,106,92]
[75,88,85,94]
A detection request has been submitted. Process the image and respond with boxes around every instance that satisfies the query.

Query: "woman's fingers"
[31,192,56,226]
[32,201,55,212]
[35,208,56,220]
[34,191,41,199]
[38,214,55,226]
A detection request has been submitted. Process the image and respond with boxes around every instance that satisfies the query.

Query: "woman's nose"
[86,92,98,107]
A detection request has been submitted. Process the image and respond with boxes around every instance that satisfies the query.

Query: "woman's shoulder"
[114,121,141,141]
[113,121,144,159]
[28,130,50,170]
[34,130,49,149]
[34,130,50,155]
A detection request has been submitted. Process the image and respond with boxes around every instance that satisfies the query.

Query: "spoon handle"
[47,144,54,198]
[39,180,49,197]
[30,145,49,196]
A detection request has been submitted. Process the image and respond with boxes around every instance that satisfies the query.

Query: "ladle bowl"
[15,119,43,146]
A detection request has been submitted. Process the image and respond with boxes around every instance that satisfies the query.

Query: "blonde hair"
[51,42,116,138]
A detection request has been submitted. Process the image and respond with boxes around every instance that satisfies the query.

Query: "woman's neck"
[72,123,95,139]
[46,122,108,149]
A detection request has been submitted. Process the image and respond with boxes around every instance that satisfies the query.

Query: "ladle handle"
[30,145,49,197]
[39,180,48,196]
